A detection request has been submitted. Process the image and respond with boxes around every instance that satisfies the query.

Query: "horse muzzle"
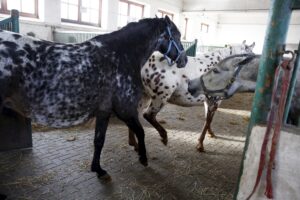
[176,52,188,68]
[187,79,202,97]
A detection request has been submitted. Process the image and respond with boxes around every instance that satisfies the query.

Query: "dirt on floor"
[0,93,254,200]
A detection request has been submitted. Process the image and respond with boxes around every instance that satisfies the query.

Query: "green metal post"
[11,9,19,33]
[248,0,293,129]
[283,43,300,123]
[234,0,294,198]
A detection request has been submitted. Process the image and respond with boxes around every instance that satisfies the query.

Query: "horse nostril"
[187,83,195,95]
[188,87,195,95]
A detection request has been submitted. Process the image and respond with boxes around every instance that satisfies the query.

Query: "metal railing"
[0,9,19,33]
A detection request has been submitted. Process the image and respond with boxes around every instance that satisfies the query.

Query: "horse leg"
[128,93,151,151]
[0,96,3,114]
[128,128,139,151]
[143,98,168,145]
[91,113,111,181]
[207,100,221,137]
[206,112,216,138]
[197,101,218,152]
[124,117,148,166]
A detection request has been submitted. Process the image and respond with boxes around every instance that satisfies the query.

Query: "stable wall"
[0,0,183,41]
[182,0,300,53]
[216,11,300,53]
[182,11,300,53]
[237,125,300,199]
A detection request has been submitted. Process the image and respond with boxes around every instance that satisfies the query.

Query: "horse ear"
[242,40,246,44]
[249,42,255,49]
[164,15,171,25]
[155,14,158,18]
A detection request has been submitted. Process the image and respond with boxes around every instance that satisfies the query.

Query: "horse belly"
[25,73,103,128]
[29,92,96,128]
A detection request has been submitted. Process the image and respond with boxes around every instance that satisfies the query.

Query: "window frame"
[0,0,39,18]
[61,0,102,27]
[157,9,174,20]
[183,17,188,40]
[200,23,209,33]
[118,0,145,27]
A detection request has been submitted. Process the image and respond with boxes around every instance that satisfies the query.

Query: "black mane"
[91,18,165,45]
[90,18,168,69]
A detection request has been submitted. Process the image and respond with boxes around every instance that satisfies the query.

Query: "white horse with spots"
[128,41,255,152]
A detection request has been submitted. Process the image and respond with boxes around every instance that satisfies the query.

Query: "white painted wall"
[183,13,219,46]
[0,0,184,41]
[182,0,300,54]
[182,10,300,54]
[183,0,270,11]
[215,11,300,53]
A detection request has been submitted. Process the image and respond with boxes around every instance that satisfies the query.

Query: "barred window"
[0,0,38,18]
[61,0,102,27]
[157,9,173,20]
[118,0,144,28]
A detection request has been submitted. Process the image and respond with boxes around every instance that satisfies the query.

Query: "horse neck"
[216,47,234,59]
[237,57,260,92]
[217,46,248,59]
[93,19,165,69]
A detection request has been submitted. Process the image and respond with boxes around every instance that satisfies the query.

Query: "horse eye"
[212,68,219,73]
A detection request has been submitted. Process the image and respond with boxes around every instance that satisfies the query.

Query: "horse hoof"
[196,146,205,153]
[134,146,139,152]
[161,138,168,145]
[139,157,148,166]
[98,173,112,182]
[128,142,135,146]
[208,133,216,138]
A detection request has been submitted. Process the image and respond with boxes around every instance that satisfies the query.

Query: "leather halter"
[160,27,185,66]
[200,55,257,98]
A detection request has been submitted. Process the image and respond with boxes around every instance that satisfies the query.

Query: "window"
[118,0,144,28]
[156,10,173,20]
[183,18,188,40]
[0,0,38,18]
[201,23,209,33]
[61,0,102,26]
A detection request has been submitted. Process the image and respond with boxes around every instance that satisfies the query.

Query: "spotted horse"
[0,16,187,180]
[127,41,255,152]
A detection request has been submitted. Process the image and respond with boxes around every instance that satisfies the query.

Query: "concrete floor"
[0,94,253,200]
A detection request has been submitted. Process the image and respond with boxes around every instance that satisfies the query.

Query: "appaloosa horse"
[188,54,299,125]
[128,41,255,152]
[0,16,187,180]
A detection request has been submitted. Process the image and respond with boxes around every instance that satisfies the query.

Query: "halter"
[200,55,257,98]
[161,27,185,66]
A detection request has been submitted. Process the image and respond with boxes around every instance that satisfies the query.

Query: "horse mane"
[91,18,166,43]
[218,54,261,68]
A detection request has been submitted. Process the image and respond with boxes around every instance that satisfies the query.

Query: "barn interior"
[0,0,299,199]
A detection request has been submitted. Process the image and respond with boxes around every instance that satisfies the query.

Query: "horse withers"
[0,16,187,180]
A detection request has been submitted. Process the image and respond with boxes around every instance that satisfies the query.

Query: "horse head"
[188,54,259,99]
[225,40,256,55]
[156,16,187,68]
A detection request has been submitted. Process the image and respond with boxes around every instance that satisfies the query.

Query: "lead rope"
[246,52,294,200]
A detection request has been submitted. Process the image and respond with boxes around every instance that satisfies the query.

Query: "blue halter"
[161,27,185,66]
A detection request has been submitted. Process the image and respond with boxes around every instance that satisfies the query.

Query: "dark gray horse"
[0,16,187,180]
[188,54,299,149]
